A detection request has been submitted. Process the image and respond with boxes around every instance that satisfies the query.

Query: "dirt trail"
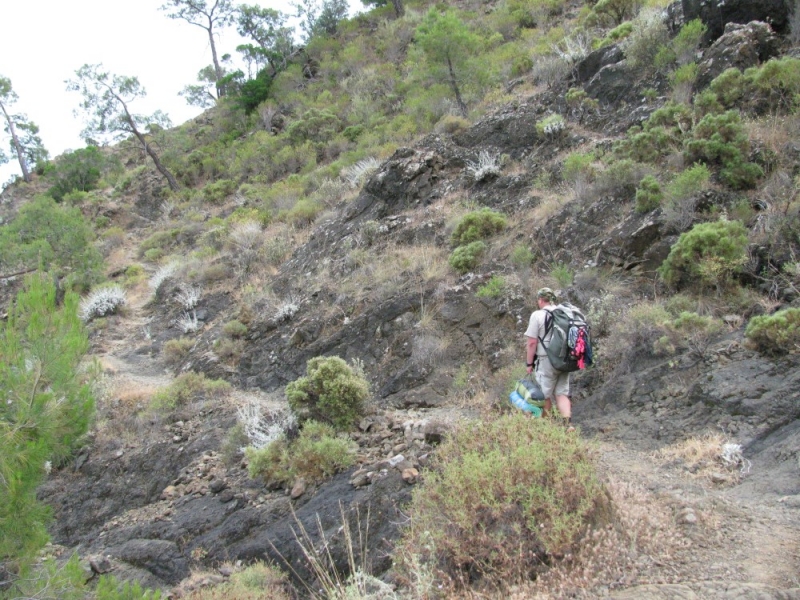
[597,440,800,594]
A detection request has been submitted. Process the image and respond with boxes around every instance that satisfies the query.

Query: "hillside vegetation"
[1,0,799,597]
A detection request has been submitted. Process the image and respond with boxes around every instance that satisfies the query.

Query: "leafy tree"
[0,75,48,183]
[0,195,102,288]
[361,0,404,18]
[593,0,641,26]
[45,146,106,201]
[160,0,236,98]
[415,9,482,117]
[0,274,94,561]
[66,64,179,191]
[236,5,295,77]
[180,58,233,108]
[293,0,349,41]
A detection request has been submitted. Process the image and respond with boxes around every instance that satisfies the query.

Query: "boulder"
[574,44,625,84]
[695,22,781,91]
[682,0,791,44]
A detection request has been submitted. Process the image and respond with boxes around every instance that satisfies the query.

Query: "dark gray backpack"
[539,302,593,372]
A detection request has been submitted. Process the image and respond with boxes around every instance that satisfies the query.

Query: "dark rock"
[111,539,189,585]
[209,479,227,494]
[695,21,781,91]
[574,44,625,84]
[683,0,791,44]
[89,555,113,574]
[585,62,635,105]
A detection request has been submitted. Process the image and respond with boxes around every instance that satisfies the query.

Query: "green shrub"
[448,241,487,274]
[246,420,356,485]
[684,110,763,190]
[285,356,370,430]
[709,68,747,107]
[593,0,641,26]
[151,372,231,411]
[223,319,248,338]
[551,262,575,287]
[289,420,357,481]
[397,415,607,589]
[510,244,536,268]
[283,197,324,227]
[451,209,508,245]
[162,337,194,367]
[536,113,566,137]
[435,114,472,135]
[286,108,342,145]
[201,178,237,204]
[246,437,292,484]
[659,219,749,290]
[666,163,711,202]
[595,158,648,199]
[745,308,800,355]
[0,275,94,561]
[45,146,107,202]
[594,21,633,47]
[672,19,707,65]
[562,151,595,184]
[0,195,102,290]
[664,311,724,359]
[624,12,671,72]
[744,57,800,112]
[476,275,506,298]
[635,174,663,212]
[139,229,179,258]
[95,574,163,599]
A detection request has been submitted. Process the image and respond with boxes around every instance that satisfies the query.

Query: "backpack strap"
[537,308,554,350]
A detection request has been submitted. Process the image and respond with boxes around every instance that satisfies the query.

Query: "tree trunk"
[0,101,31,183]
[133,129,180,191]
[446,55,468,117]
[207,20,225,98]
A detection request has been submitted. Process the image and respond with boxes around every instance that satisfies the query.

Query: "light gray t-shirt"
[525,307,553,357]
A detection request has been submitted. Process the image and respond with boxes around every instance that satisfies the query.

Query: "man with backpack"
[524,287,574,429]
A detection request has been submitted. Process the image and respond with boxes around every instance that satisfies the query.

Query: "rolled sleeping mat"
[509,390,544,417]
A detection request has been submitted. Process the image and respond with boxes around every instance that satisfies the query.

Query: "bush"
[684,110,763,190]
[536,113,566,137]
[659,219,749,290]
[663,311,724,359]
[451,209,507,246]
[151,372,231,411]
[246,420,357,485]
[162,337,194,367]
[397,415,608,589]
[448,241,487,274]
[45,146,108,202]
[510,244,536,268]
[79,284,127,322]
[223,319,248,338]
[285,356,369,430]
[201,179,237,204]
[1,275,94,561]
[476,275,506,298]
[562,151,595,185]
[178,562,289,600]
[0,195,102,290]
[662,163,711,230]
[551,262,574,287]
[745,308,800,355]
[623,10,670,73]
[635,175,663,212]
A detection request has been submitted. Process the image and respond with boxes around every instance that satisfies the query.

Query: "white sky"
[0,0,361,185]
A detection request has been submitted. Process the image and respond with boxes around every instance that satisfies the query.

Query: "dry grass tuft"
[510,474,690,598]
[655,432,748,483]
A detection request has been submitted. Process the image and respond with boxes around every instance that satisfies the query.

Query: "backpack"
[539,302,593,373]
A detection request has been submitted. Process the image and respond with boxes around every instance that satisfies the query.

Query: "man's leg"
[554,394,571,419]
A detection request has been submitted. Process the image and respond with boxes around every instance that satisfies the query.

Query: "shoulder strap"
[538,308,554,349]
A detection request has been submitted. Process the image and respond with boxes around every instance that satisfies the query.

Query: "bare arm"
[526,336,537,374]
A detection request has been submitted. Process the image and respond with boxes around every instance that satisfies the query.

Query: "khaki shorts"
[535,357,570,399]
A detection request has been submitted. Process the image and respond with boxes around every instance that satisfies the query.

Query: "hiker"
[524,287,573,427]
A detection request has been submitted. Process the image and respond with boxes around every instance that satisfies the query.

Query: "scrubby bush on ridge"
[745,308,800,355]
[286,356,370,430]
[397,414,608,589]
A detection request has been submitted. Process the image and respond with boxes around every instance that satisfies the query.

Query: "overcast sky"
[0,0,361,186]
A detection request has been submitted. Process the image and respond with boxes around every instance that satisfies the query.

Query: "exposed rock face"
[695,21,781,91]
[682,0,791,44]
[574,44,625,84]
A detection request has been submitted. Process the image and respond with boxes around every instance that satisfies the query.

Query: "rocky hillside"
[2,0,799,597]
